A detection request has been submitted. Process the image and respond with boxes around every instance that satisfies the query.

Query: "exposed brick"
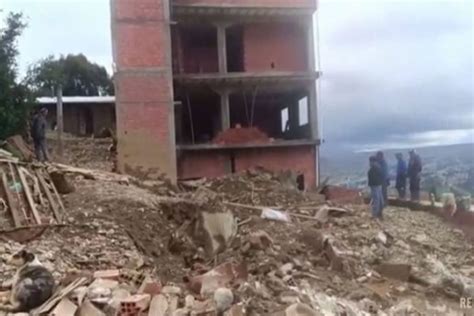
[117,102,170,142]
[234,146,316,189]
[178,151,229,179]
[115,23,167,68]
[322,186,364,204]
[243,23,307,72]
[115,0,165,21]
[116,74,171,104]
[172,0,317,8]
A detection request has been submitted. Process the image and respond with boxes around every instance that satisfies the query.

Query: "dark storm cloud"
[318,0,473,150]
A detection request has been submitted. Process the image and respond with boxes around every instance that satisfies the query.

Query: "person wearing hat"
[407,150,422,201]
[368,156,384,219]
[31,108,49,162]
[395,153,407,199]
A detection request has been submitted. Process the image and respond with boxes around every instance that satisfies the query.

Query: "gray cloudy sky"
[2,0,473,152]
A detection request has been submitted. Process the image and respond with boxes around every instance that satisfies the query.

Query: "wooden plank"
[36,170,61,224]
[17,167,42,224]
[36,169,62,223]
[8,162,27,220]
[0,172,22,227]
[46,171,66,215]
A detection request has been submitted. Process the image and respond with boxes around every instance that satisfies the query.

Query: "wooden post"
[56,85,64,157]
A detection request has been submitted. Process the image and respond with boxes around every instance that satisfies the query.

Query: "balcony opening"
[226,25,244,73]
[173,24,218,74]
[228,89,310,141]
[174,88,220,144]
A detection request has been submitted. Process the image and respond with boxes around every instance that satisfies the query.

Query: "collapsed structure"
[111,0,321,188]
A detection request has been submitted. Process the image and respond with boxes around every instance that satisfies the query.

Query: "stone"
[224,304,245,316]
[376,263,412,282]
[173,308,191,316]
[376,231,388,245]
[213,288,234,313]
[162,285,182,296]
[109,288,131,310]
[279,263,295,275]
[149,294,168,316]
[70,286,88,305]
[185,295,195,309]
[358,298,378,313]
[285,303,319,316]
[187,262,247,296]
[50,298,78,316]
[87,282,113,305]
[249,230,274,250]
[195,211,237,255]
[78,300,106,316]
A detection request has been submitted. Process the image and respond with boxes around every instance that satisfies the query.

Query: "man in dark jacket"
[368,156,384,219]
[31,108,49,162]
[376,151,389,206]
[395,153,407,199]
[408,150,422,201]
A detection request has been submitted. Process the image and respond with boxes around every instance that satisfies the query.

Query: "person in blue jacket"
[395,153,407,199]
[376,151,390,206]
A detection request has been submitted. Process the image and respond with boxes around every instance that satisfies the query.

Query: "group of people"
[368,150,422,219]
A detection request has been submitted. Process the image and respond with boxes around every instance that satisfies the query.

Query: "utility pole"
[56,85,64,157]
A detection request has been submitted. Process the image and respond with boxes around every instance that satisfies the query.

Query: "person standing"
[376,151,390,205]
[407,150,422,201]
[395,153,407,199]
[368,156,384,219]
[31,108,49,162]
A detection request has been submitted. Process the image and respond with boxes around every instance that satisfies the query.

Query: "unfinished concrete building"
[111,0,321,188]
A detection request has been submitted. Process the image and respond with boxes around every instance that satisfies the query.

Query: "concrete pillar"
[306,16,316,71]
[216,23,228,73]
[308,84,318,141]
[220,90,230,130]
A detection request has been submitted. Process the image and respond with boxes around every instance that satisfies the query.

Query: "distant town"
[321,143,474,198]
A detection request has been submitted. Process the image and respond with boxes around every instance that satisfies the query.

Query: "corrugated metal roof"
[37,96,115,104]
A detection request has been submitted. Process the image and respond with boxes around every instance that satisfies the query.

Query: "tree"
[0,12,34,140]
[27,54,114,96]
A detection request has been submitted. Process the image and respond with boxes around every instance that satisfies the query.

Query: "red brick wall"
[243,23,307,72]
[178,151,229,179]
[173,0,317,8]
[112,0,177,180]
[235,146,316,188]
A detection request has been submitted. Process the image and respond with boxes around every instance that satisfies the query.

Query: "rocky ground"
[0,137,473,315]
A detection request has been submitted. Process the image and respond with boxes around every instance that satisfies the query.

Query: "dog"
[0,249,55,313]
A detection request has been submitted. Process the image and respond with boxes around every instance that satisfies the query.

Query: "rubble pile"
[47,134,114,171]
[0,140,473,315]
[213,126,270,145]
[185,169,325,208]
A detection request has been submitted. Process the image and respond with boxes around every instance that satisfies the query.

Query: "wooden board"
[0,172,22,227]
[36,170,62,223]
[36,170,61,224]
[46,171,66,216]
[17,166,42,225]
